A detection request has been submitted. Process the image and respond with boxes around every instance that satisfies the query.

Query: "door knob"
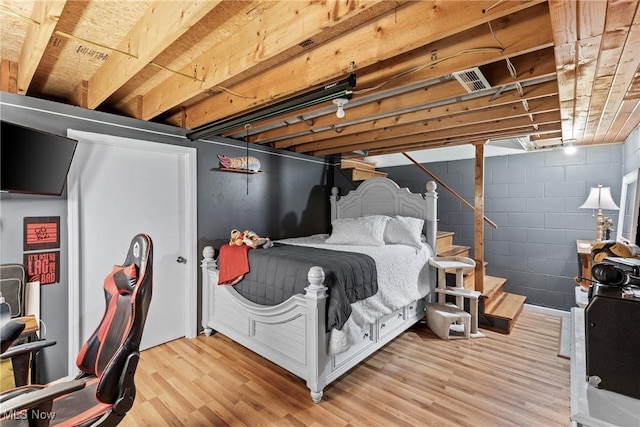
[176,256,186,264]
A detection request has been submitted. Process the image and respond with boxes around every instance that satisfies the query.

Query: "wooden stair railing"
[402,153,497,229]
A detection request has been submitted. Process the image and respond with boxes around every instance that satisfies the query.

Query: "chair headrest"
[122,234,151,272]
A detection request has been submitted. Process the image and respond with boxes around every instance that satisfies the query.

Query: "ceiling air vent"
[452,67,491,93]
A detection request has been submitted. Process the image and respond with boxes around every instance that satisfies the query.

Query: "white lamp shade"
[579,186,619,210]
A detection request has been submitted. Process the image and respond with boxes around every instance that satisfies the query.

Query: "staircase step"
[436,231,455,254]
[482,293,527,333]
[341,157,376,171]
[352,168,388,181]
[437,244,469,258]
[480,275,506,300]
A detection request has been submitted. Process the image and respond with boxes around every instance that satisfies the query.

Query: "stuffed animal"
[229,229,273,249]
[242,230,274,249]
[229,229,245,246]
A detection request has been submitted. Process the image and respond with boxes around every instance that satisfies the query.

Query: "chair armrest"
[0,339,57,360]
[0,385,45,404]
[0,380,85,417]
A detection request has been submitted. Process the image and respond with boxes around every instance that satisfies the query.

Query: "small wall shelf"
[210,167,263,174]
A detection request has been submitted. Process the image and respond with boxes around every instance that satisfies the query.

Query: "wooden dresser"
[576,240,593,288]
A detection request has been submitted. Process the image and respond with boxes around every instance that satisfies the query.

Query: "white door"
[66,130,197,376]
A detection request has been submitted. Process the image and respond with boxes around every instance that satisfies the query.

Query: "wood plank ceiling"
[1,0,639,159]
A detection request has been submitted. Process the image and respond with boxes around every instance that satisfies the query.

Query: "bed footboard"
[201,247,329,402]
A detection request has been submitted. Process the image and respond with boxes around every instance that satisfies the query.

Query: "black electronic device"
[1,121,78,196]
[604,257,640,275]
[585,283,640,399]
[590,257,640,289]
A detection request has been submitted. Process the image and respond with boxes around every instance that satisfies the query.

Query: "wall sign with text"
[24,217,60,251]
[23,251,60,285]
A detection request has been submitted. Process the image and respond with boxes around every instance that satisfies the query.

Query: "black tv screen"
[1,121,78,196]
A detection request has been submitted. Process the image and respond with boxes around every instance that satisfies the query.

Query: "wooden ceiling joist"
[231,21,558,144]
[0,59,18,93]
[309,111,562,156]
[124,0,399,120]
[357,124,563,157]
[280,92,560,152]
[169,0,548,130]
[265,68,559,149]
[17,0,67,95]
[1,0,638,158]
[77,0,222,110]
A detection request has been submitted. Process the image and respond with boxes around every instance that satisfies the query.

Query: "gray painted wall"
[0,193,69,382]
[382,144,624,311]
[1,92,332,382]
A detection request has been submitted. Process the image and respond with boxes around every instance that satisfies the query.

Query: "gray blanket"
[231,243,378,331]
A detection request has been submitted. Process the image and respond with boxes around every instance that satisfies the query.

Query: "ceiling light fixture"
[564,139,577,155]
[187,73,356,140]
[333,98,348,118]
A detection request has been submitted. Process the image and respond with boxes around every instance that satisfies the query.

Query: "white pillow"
[383,215,424,248]
[325,215,389,246]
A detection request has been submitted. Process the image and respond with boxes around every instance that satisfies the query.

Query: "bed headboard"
[330,177,438,254]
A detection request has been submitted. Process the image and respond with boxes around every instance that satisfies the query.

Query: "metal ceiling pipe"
[187,73,356,140]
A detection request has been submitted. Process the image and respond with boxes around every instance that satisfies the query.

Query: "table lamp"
[579,184,619,241]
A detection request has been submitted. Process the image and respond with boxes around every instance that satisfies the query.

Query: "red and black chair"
[0,233,153,427]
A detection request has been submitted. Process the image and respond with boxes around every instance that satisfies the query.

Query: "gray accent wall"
[382,145,624,311]
[1,92,332,382]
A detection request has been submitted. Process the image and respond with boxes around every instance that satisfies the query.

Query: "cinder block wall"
[383,144,623,311]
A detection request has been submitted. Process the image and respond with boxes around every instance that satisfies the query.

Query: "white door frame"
[66,129,197,377]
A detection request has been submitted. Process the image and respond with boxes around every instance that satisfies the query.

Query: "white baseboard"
[523,303,570,318]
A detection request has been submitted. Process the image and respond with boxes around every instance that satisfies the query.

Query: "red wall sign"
[23,251,60,285]
[24,217,60,251]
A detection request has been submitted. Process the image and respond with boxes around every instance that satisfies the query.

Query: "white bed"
[200,177,438,403]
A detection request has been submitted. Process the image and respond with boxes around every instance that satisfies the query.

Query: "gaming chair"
[0,233,153,427]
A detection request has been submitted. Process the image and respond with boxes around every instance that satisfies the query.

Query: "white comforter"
[276,234,434,354]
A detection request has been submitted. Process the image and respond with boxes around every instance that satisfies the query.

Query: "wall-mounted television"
[1,121,78,196]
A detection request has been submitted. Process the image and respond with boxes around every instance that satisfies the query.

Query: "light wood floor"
[120,309,570,426]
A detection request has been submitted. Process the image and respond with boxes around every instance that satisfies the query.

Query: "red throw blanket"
[217,243,251,285]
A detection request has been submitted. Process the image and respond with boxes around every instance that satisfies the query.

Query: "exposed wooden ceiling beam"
[549,0,578,142]
[294,98,559,154]
[122,0,398,120]
[1,59,18,93]
[262,50,558,147]
[227,12,556,142]
[168,0,547,130]
[17,0,67,95]
[275,83,559,150]
[77,0,223,110]
[366,124,562,156]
